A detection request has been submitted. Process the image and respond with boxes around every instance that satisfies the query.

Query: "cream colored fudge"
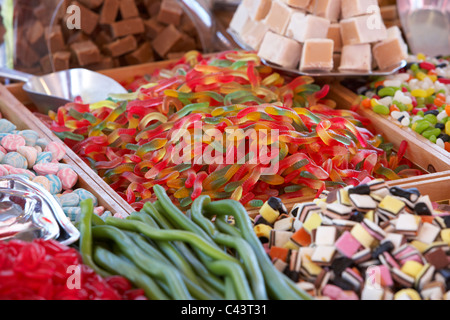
[313,0,341,22]
[339,43,372,72]
[300,38,334,71]
[341,0,378,19]
[340,14,387,45]
[258,31,303,69]
[281,0,311,9]
[246,0,272,21]
[372,37,408,70]
[264,0,296,34]
[286,13,331,43]
[386,26,408,55]
[241,20,270,51]
[229,4,252,35]
[326,23,342,52]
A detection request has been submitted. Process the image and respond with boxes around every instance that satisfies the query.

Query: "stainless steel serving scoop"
[0,67,128,114]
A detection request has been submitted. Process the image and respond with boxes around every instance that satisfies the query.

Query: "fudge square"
[339,43,372,72]
[372,37,408,70]
[300,38,334,71]
[258,31,303,69]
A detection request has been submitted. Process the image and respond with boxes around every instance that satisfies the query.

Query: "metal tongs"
[397,0,450,57]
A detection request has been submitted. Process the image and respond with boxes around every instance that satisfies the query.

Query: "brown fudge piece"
[152,24,183,57]
[103,35,138,57]
[67,31,89,45]
[45,25,66,53]
[85,56,115,71]
[99,0,120,24]
[70,40,102,66]
[110,17,145,38]
[16,41,40,68]
[144,0,162,17]
[170,33,197,53]
[95,30,114,47]
[144,18,165,39]
[79,0,104,9]
[70,1,99,35]
[26,20,45,45]
[120,0,140,19]
[125,41,155,64]
[53,51,72,71]
[157,0,183,26]
[40,55,53,74]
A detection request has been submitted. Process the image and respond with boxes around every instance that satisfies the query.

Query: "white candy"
[378,96,392,107]
[401,117,410,127]
[437,110,448,123]
[436,138,445,149]
[411,115,422,124]
[391,111,403,120]
[384,80,402,88]
[395,73,410,82]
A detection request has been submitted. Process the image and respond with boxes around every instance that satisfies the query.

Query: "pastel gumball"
[0,165,9,176]
[57,167,78,190]
[17,146,38,168]
[18,130,39,146]
[1,134,26,151]
[0,119,16,133]
[2,152,28,169]
[45,174,63,194]
[34,146,42,153]
[45,141,66,161]
[32,176,51,192]
[35,138,49,149]
[59,192,80,207]
[73,188,98,206]
[36,151,53,164]
[9,168,36,180]
[33,163,59,176]
[1,164,14,172]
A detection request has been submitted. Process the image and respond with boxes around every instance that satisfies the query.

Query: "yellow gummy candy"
[303,212,322,233]
[411,89,427,98]
[351,224,376,248]
[378,195,405,215]
[401,260,424,278]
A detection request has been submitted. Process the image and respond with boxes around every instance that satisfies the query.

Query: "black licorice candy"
[268,197,288,214]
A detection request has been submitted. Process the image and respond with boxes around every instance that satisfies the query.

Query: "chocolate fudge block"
[69,1,100,35]
[103,35,138,57]
[53,51,72,71]
[120,0,140,19]
[157,0,183,26]
[70,40,102,66]
[110,17,145,38]
[99,0,119,24]
[125,41,155,64]
[152,24,183,57]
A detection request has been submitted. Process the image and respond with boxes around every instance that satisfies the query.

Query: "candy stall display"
[0,0,448,303]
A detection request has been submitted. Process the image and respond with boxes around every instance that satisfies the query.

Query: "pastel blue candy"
[63,207,82,222]
[0,133,9,139]
[45,174,62,194]
[36,151,53,164]
[53,195,62,206]
[19,130,40,146]
[59,193,80,207]
[0,119,16,133]
[2,152,28,169]
[73,188,98,206]
[35,138,49,149]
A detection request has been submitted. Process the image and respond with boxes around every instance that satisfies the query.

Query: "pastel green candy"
[0,119,16,133]
[423,114,437,125]
[36,151,53,164]
[378,87,396,97]
[46,174,63,194]
[59,193,80,207]
[35,138,49,149]
[429,135,437,143]
[422,128,441,139]
[73,188,98,206]
[2,152,28,169]
[414,120,431,134]
[19,130,40,146]
[373,104,390,115]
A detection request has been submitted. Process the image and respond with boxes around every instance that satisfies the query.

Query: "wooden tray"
[0,84,126,216]
[3,58,450,217]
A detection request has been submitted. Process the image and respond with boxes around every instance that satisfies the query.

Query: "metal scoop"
[0,67,128,114]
